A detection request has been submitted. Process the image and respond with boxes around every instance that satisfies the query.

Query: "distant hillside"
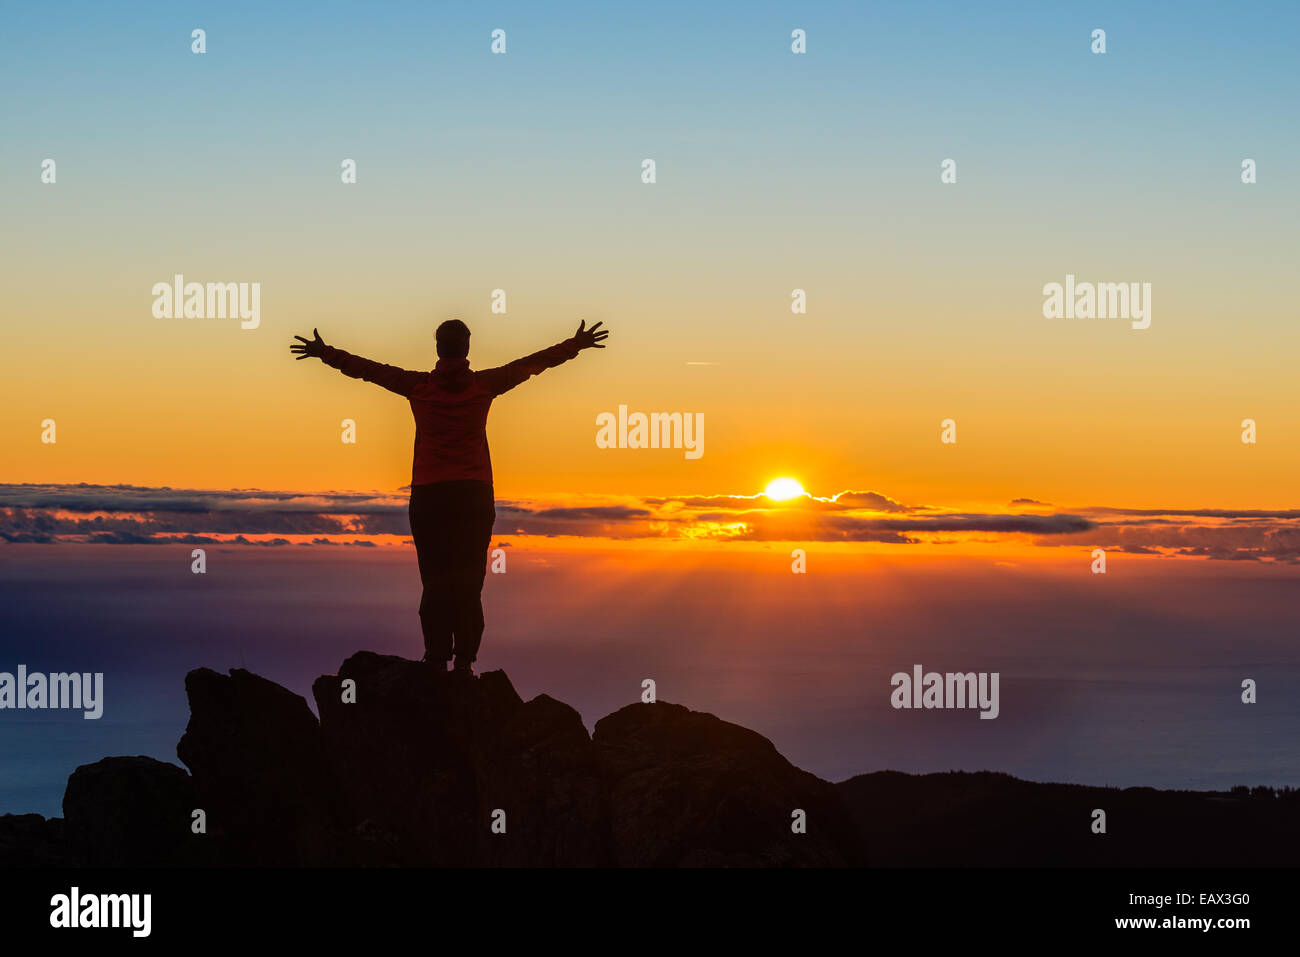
[838,770,1300,867]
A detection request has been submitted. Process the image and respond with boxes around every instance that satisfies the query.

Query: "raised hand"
[573,320,609,350]
[290,328,328,360]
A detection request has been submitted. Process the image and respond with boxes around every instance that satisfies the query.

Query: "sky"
[3,2,1300,817]
[2,0,1298,512]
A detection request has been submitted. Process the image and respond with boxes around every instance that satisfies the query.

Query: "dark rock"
[177,667,344,865]
[23,650,1288,869]
[593,701,863,866]
[312,651,609,866]
[62,755,197,866]
[472,691,610,866]
[836,770,1300,866]
[0,813,67,867]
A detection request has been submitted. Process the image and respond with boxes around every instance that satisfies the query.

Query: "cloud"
[1083,506,1300,519]
[2,484,1297,561]
[0,484,405,543]
[525,505,653,521]
[1069,515,1300,563]
[644,489,920,514]
[828,490,914,512]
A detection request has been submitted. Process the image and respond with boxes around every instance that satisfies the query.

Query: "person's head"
[435,319,471,359]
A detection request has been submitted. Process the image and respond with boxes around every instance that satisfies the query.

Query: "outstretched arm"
[290,329,425,398]
[480,321,609,397]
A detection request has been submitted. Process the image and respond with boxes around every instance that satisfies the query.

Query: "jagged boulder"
[312,651,609,866]
[177,667,345,865]
[593,702,863,866]
[62,756,198,866]
[471,690,610,866]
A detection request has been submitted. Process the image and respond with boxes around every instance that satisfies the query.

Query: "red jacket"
[321,338,582,487]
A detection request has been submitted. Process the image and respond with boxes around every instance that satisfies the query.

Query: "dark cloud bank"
[1,483,1297,561]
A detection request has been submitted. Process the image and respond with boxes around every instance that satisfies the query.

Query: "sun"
[763,477,806,501]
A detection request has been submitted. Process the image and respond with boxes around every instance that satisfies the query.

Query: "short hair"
[435,319,470,358]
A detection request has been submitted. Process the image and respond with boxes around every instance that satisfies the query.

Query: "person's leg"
[409,485,453,665]
[450,483,496,669]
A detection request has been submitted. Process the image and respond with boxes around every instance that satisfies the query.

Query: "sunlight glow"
[763,478,806,501]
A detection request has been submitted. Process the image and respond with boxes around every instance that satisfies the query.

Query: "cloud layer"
[2,483,1297,561]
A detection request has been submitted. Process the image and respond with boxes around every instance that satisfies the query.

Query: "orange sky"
[5,288,1298,513]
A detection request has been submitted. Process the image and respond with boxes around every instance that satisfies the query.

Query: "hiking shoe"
[421,652,451,671]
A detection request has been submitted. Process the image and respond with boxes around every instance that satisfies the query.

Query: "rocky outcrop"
[6,651,1289,868]
[594,702,863,866]
[176,667,345,865]
[0,650,858,867]
[62,755,198,866]
[311,652,609,866]
[305,652,859,865]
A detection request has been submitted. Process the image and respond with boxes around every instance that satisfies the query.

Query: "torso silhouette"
[320,340,580,486]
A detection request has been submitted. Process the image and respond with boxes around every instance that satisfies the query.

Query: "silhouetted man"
[291,319,608,675]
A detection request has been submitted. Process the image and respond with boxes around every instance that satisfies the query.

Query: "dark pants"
[408,481,496,664]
